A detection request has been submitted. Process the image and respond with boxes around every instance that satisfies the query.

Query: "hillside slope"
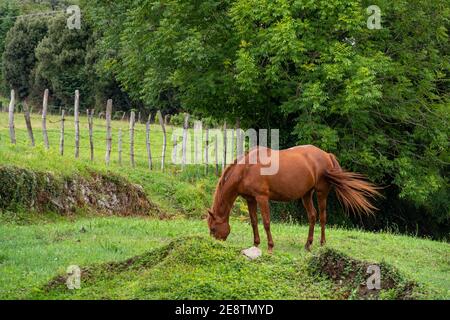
[0,217,448,299]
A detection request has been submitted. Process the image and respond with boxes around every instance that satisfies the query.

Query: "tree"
[82,0,450,236]
[34,14,93,108]
[2,16,48,99]
[0,1,19,94]
[80,0,145,111]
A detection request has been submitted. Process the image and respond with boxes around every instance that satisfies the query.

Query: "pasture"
[0,111,449,300]
[0,216,449,299]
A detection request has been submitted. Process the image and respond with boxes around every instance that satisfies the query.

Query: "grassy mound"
[0,165,158,216]
[29,236,419,300]
[32,236,337,300]
[309,248,417,300]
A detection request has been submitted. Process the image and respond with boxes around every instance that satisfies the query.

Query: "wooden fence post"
[118,128,123,166]
[182,113,190,169]
[88,109,94,161]
[157,111,167,171]
[194,120,203,165]
[205,126,209,175]
[146,114,153,170]
[60,109,65,156]
[236,118,243,158]
[129,111,136,167]
[231,127,235,162]
[8,89,15,144]
[105,99,112,165]
[74,90,80,158]
[23,101,35,147]
[42,89,49,149]
[222,121,227,170]
[215,135,219,176]
[172,132,178,165]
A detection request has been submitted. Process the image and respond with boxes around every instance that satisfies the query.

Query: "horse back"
[236,145,334,201]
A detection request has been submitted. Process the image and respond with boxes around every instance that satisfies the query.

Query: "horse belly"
[267,165,315,201]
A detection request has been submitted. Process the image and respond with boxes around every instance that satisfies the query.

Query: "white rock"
[241,246,262,260]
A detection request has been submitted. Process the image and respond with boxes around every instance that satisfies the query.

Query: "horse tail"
[325,154,381,216]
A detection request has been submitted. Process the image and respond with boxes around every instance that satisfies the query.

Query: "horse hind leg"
[316,185,330,246]
[302,189,317,251]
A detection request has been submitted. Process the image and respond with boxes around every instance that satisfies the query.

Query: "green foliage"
[81,0,239,116]
[0,1,131,110]
[0,164,156,216]
[0,165,62,212]
[80,0,449,229]
[2,16,48,99]
[0,1,19,94]
[34,14,94,108]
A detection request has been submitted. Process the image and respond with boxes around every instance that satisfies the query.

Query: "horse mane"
[211,147,259,217]
[212,160,239,215]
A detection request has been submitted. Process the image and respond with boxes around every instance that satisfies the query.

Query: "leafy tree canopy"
[2,16,48,99]
[82,0,449,215]
[34,14,93,107]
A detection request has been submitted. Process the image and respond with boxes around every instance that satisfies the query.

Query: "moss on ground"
[0,165,157,216]
[29,236,334,299]
[27,236,420,300]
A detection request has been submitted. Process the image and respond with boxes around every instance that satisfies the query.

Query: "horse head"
[207,209,230,240]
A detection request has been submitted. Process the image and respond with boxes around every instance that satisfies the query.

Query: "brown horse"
[207,145,381,252]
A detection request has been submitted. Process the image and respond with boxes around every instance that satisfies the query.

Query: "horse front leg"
[256,196,274,253]
[246,198,260,247]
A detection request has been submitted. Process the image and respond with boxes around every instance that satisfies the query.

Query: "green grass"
[0,216,448,299]
[0,110,229,171]
[0,111,449,300]
[30,236,337,300]
[0,110,224,218]
[0,110,187,169]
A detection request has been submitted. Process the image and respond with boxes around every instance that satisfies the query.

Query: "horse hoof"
[304,244,311,252]
[321,241,326,247]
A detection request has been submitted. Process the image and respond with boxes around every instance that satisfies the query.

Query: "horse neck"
[212,177,239,222]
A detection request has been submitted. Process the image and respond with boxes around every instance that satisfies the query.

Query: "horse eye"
[211,228,216,233]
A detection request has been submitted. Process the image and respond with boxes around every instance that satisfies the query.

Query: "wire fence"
[1,89,246,176]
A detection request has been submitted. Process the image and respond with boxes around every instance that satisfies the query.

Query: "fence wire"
[0,109,242,174]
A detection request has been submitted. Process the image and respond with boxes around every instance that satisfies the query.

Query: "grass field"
[0,111,449,300]
[0,109,223,218]
[0,216,449,299]
[0,107,195,169]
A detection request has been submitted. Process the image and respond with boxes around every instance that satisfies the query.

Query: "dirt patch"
[308,248,417,300]
[0,166,161,216]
